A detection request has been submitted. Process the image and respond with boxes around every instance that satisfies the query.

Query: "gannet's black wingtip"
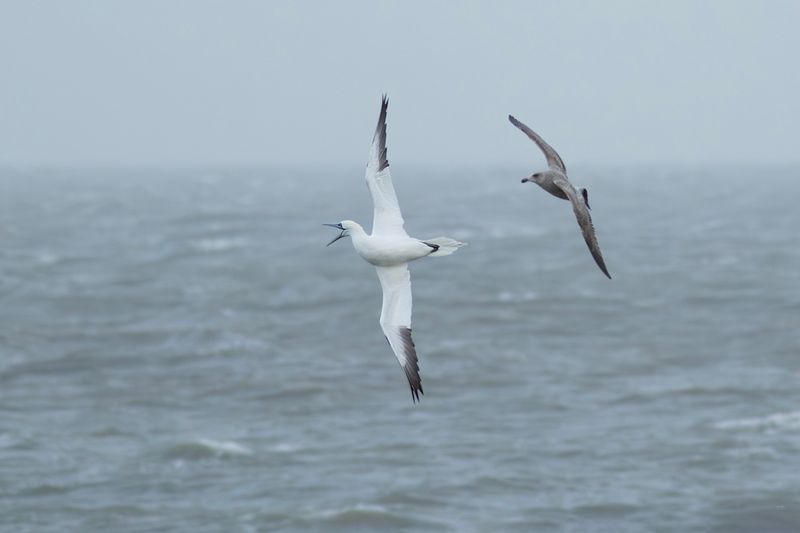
[398,326,422,403]
[373,96,389,171]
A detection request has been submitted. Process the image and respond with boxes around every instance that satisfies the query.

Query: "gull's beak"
[521,177,529,183]
[323,223,346,246]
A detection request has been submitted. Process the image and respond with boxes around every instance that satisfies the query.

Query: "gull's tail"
[423,237,466,257]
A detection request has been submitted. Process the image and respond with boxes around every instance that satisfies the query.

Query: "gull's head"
[323,220,358,246]
[522,172,542,184]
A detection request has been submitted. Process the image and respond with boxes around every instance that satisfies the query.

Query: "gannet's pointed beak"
[323,223,346,246]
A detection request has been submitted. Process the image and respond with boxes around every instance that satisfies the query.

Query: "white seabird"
[508,115,611,279]
[325,96,465,402]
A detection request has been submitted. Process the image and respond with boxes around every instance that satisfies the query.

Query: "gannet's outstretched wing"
[375,263,422,402]
[366,96,408,237]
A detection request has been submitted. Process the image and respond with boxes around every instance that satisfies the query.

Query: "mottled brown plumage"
[509,115,611,279]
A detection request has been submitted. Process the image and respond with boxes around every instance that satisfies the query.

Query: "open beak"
[323,223,346,246]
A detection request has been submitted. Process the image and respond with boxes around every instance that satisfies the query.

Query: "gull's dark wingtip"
[586,234,612,279]
[596,259,612,279]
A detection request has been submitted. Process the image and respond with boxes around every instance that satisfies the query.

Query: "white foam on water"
[726,446,779,459]
[497,290,539,302]
[196,438,253,456]
[190,237,248,252]
[713,411,800,431]
[311,503,391,521]
[269,442,299,453]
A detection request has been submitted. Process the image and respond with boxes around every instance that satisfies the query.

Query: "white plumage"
[324,96,465,402]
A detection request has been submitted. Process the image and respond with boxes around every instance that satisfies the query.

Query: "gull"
[508,115,611,279]
[324,96,465,402]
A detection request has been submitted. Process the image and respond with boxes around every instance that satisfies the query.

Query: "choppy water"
[0,166,798,532]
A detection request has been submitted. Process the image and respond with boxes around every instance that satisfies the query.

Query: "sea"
[0,165,798,532]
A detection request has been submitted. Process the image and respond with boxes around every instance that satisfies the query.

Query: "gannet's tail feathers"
[422,237,466,257]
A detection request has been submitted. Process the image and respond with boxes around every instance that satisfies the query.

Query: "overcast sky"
[1,1,798,168]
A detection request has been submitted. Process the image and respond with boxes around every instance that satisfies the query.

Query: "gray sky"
[1,1,798,167]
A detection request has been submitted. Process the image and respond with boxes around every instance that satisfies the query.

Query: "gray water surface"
[0,166,798,532]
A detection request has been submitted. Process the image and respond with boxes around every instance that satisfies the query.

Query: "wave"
[164,438,253,460]
[16,483,73,497]
[713,410,800,431]
[34,250,61,265]
[497,290,539,303]
[300,503,436,529]
[189,237,248,253]
[612,384,756,405]
[268,442,301,454]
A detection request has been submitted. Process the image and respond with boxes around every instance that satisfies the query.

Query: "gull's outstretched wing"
[366,96,408,237]
[375,263,422,402]
[508,115,567,173]
[554,178,611,279]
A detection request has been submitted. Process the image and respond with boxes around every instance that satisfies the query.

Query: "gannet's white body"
[325,96,465,402]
